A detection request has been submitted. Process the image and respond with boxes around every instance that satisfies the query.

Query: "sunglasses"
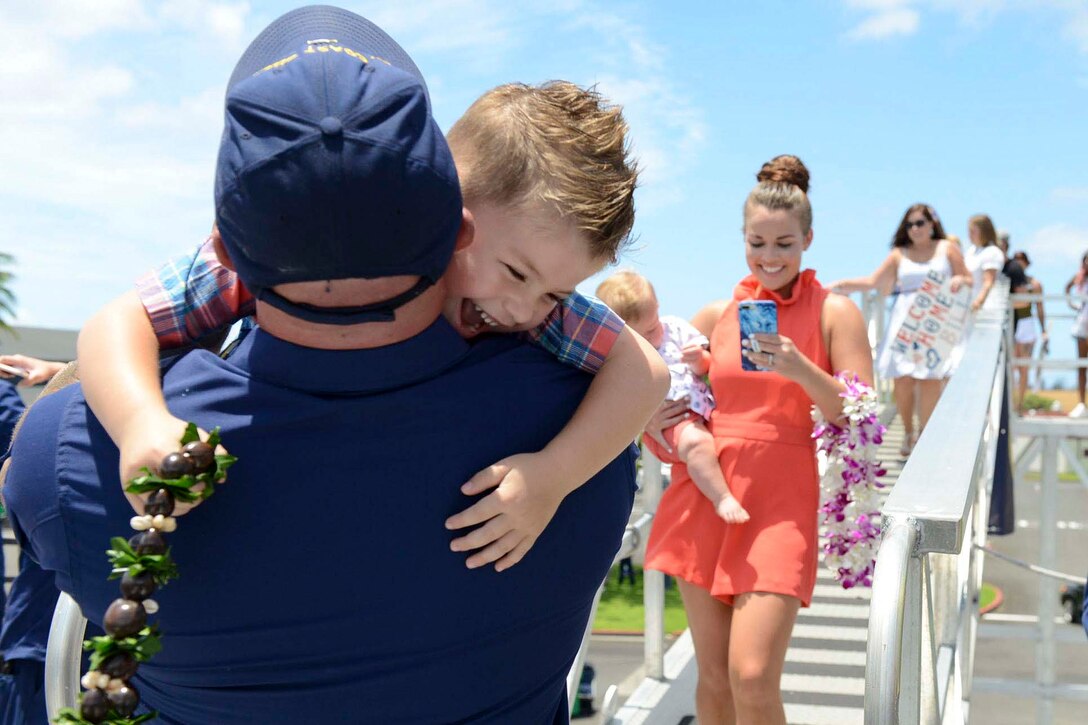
[906,219,928,229]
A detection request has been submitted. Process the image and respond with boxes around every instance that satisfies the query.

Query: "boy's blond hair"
[447,81,637,263]
[595,270,656,324]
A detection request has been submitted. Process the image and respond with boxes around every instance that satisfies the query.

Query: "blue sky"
[2,1,1086,381]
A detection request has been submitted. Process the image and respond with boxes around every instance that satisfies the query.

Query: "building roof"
[0,325,78,404]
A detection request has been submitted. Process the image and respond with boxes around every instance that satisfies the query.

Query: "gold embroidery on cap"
[254,53,299,76]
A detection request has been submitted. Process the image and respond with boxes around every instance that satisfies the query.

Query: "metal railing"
[864,283,1008,723]
[567,446,666,718]
[963,290,1088,722]
[1006,291,1088,375]
[44,592,87,720]
[859,289,893,406]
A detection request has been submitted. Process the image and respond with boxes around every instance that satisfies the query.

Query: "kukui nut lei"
[55,424,236,724]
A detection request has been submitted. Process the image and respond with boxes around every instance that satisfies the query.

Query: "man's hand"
[445,452,568,572]
[118,409,229,516]
[0,354,65,386]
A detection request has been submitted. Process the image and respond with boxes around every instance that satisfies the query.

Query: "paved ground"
[577,635,653,723]
[968,430,1088,725]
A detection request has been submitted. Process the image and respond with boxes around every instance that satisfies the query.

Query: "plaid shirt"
[137,238,623,374]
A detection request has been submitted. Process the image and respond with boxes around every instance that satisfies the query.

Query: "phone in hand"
[0,362,27,379]
[738,300,778,372]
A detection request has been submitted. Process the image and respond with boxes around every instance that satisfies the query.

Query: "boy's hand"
[118,410,229,516]
[445,453,568,572]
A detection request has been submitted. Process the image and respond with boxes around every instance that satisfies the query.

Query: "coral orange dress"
[644,270,831,607]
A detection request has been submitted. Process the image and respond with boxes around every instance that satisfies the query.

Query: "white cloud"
[370,1,708,213]
[0,1,151,40]
[364,0,519,71]
[0,1,709,328]
[1061,1,1088,54]
[844,0,1088,51]
[564,10,707,213]
[1028,223,1088,266]
[1051,187,1088,202]
[847,7,922,39]
[158,1,251,47]
[0,2,239,330]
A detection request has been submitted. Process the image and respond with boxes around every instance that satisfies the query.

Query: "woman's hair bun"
[756,155,809,194]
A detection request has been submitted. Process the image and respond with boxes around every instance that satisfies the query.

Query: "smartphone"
[0,361,27,378]
[738,300,778,372]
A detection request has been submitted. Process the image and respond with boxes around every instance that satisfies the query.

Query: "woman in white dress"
[964,214,1005,312]
[1065,251,1088,418]
[830,204,969,456]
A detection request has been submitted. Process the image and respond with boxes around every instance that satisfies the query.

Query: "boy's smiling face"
[443,201,606,338]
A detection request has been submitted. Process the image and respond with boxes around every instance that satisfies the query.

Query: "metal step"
[781,420,903,724]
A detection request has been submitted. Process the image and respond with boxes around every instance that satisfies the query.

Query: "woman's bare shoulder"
[691,300,730,338]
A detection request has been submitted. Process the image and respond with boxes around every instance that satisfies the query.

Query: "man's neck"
[254,278,447,350]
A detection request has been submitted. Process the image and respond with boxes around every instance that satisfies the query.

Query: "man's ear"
[210,223,236,271]
[455,207,475,252]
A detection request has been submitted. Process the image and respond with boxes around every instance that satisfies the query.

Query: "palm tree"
[0,252,16,334]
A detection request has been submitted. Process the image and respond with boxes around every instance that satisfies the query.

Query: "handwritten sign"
[889,270,970,376]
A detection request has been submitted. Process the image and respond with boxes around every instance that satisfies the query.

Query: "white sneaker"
[1070,402,1088,418]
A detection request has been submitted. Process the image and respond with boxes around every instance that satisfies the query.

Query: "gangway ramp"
[611,417,905,724]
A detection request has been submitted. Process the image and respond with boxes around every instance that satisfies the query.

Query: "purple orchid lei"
[811,372,887,588]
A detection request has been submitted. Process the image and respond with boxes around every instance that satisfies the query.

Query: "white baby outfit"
[657,315,715,420]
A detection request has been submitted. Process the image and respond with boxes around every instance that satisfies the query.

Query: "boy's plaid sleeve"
[135,237,255,349]
[526,292,625,374]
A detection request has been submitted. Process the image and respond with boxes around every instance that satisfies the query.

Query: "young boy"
[78,81,669,571]
[596,270,749,524]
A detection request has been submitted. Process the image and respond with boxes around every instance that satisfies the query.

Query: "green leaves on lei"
[55,709,156,725]
[106,537,179,586]
[84,627,162,672]
[125,424,236,503]
[56,424,235,724]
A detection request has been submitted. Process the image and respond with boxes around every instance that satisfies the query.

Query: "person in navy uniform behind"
[2,6,635,723]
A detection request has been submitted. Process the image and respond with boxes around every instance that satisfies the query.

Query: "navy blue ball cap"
[214,5,462,325]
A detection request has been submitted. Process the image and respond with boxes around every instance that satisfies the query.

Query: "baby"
[596,271,748,523]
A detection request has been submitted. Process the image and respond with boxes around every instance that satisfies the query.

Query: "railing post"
[1036,433,1059,723]
[640,445,665,680]
[901,551,923,723]
[865,518,917,722]
[45,593,87,720]
[929,551,958,719]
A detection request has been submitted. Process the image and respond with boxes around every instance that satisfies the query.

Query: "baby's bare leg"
[676,420,749,524]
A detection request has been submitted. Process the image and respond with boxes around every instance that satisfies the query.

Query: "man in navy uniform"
[2,6,635,722]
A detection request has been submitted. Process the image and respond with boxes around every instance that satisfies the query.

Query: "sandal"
[899,435,913,458]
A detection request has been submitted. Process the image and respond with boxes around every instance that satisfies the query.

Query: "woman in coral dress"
[644,156,873,724]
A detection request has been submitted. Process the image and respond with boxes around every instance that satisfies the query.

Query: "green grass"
[593,564,689,633]
[594,568,1001,628]
[1022,470,1083,483]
